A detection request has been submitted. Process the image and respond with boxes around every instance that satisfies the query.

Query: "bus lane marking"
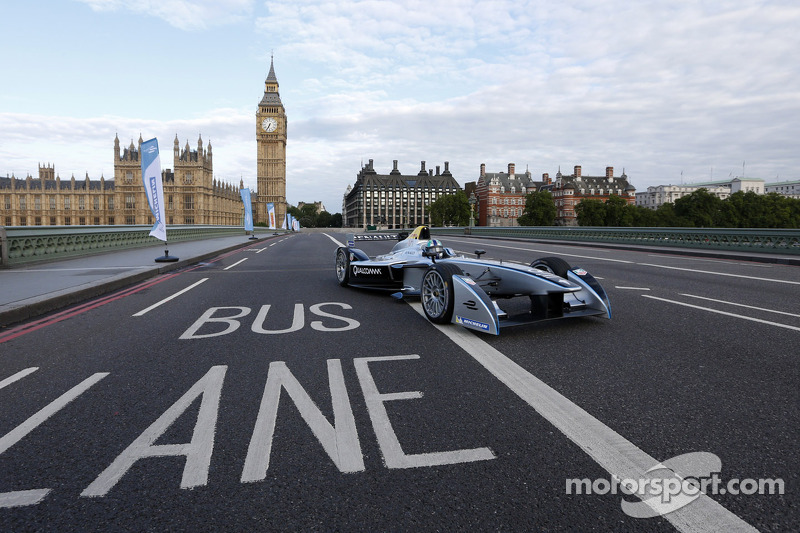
[132,278,209,317]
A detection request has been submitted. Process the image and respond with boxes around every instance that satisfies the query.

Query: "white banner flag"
[141,138,167,242]
[267,202,276,229]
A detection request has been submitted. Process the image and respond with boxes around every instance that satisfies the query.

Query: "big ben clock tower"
[256,56,287,226]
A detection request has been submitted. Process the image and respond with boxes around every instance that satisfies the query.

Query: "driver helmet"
[423,239,445,259]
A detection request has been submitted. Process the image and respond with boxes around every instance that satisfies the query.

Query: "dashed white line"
[132,278,209,317]
[224,258,249,270]
[681,294,800,318]
[0,367,38,390]
[643,295,800,332]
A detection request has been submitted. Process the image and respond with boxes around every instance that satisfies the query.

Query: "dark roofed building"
[475,163,547,227]
[342,159,461,228]
[541,165,636,225]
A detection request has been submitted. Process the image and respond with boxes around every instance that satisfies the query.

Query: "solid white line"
[643,295,800,332]
[615,287,651,291]
[132,278,209,317]
[638,263,800,285]
[681,294,800,318]
[323,233,346,247]
[0,373,109,456]
[224,258,248,270]
[0,367,38,390]
[408,301,756,532]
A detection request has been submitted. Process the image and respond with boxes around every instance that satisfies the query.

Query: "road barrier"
[429,226,800,255]
[0,225,281,267]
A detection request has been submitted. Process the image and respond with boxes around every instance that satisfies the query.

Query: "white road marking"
[224,258,248,270]
[0,373,109,456]
[323,233,345,247]
[681,294,800,318]
[241,360,364,482]
[647,255,773,267]
[643,295,800,332]
[615,287,650,291]
[0,367,38,390]
[408,301,756,532]
[132,278,208,317]
[82,366,227,497]
[4,267,151,273]
[0,489,51,508]
[636,263,800,285]
[354,355,495,469]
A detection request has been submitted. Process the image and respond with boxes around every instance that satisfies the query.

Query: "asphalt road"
[1,232,797,532]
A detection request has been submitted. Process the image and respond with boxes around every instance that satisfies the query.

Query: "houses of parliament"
[0,60,287,228]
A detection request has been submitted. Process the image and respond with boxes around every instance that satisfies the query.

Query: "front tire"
[421,263,463,324]
[530,256,571,278]
[335,248,351,286]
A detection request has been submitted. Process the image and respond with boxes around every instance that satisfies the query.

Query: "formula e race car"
[335,226,611,335]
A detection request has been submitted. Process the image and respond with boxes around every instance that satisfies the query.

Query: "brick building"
[542,166,636,225]
[474,163,546,227]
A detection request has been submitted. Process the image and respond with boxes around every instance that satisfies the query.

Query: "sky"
[2,0,799,215]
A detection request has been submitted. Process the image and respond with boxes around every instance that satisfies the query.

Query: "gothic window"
[64,197,71,210]
[79,197,86,210]
[108,197,114,210]
[94,197,100,210]
[125,171,133,183]
[3,196,9,209]
[35,197,41,210]
[50,197,56,210]
[185,195,194,210]
[19,197,26,210]
[185,172,193,184]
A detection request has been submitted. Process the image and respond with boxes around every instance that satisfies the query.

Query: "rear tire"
[335,248,351,286]
[530,257,571,278]
[421,263,463,324]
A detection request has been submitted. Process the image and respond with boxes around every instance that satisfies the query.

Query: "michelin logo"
[456,316,490,331]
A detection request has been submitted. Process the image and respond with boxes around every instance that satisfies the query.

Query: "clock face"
[262,117,278,132]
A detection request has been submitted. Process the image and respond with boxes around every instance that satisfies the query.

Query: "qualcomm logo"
[352,266,382,276]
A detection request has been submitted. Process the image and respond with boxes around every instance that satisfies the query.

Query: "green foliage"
[517,190,556,226]
[575,189,800,228]
[428,191,471,226]
[286,205,342,228]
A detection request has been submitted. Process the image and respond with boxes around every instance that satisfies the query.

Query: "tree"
[603,195,634,226]
[517,190,556,226]
[673,188,723,227]
[575,199,606,226]
[428,191,471,226]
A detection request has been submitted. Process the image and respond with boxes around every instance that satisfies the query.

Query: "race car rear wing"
[346,225,430,248]
[345,233,400,248]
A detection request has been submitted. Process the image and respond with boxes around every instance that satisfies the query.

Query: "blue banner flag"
[240,188,254,231]
[141,138,167,242]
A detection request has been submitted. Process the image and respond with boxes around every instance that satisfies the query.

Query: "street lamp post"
[468,192,477,229]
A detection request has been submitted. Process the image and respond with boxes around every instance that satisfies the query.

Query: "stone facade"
[1,135,243,227]
[256,57,287,227]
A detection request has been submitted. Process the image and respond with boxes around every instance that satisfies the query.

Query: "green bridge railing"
[428,226,800,255]
[0,225,280,267]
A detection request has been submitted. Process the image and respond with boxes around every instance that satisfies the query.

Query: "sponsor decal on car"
[455,316,490,330]
[572,268,588,276]
[352,265,384,276]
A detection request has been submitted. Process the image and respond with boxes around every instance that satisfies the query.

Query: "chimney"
[508,163,515,177]
[574,165,582,178]
[606,166,614,180]
[435,165,440,175]
[369,159,374,170]
[480,163,486,177]
[420,161,426,173]
[393,160,398,172]
[542,172,550,185]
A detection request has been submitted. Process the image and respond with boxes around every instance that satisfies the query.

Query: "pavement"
[0,233,283,327]
[1,229,798,328]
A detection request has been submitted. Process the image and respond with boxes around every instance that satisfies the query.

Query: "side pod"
[451,275,500,335]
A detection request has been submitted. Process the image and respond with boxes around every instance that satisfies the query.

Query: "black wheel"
[530,256,571,278]
[335,247,350,286]
[421,263,463,324]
